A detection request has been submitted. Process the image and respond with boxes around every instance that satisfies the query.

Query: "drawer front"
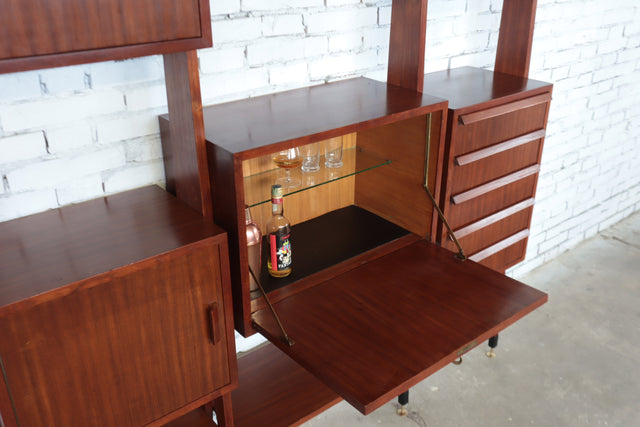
[447,202,534,257]
[448,174,539,229]
[450,139,542,195]
[472,237,530,272]
[441,92,551,272]
[0,242,231,427]
[454,94,550,156]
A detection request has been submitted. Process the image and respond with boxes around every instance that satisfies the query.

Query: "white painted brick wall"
[0,1,639,350]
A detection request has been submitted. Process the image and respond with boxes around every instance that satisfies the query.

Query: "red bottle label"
[269,228,291,271]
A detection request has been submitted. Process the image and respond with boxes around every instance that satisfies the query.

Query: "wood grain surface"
[0,0,212,73]
[253,240,547,415]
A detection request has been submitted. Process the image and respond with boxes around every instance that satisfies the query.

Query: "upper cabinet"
[0,0,212,74]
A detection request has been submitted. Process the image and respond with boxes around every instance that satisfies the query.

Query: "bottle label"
[269,228,292,271]
[271,197,282,213]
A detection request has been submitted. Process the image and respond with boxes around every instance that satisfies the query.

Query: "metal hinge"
[423,113,467,261]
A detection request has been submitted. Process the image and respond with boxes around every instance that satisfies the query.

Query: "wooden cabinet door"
[0,0,212,73]
[0,242,231,427]
[253,240,547,415]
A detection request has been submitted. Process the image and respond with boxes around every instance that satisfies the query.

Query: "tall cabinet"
[0,1,237,426]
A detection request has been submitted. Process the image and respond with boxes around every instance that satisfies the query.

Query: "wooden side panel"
[0,243,231,427]
[355,112,443,239]
[0,0,212,73]
[387,0,428,92]
[208,143,251,335]
[163,51,212,217]
[494,0,538,78]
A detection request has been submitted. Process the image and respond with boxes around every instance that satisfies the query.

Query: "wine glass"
[273,147,302,188]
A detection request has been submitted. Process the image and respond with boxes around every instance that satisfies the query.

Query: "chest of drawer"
[424,68,552,273]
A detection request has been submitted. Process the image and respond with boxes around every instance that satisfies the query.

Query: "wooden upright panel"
[0,0,212,73]
[162,51,212,217]
[494,0,538,78]
[387,0,428,92]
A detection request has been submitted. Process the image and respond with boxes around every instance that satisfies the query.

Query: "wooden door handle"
[208,303,220,345]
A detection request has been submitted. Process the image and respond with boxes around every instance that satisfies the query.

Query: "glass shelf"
[244,147,391,207]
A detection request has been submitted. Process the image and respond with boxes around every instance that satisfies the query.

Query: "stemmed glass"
[273,147,302,188]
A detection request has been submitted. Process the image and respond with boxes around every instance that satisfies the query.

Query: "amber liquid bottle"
[266,184,292,278]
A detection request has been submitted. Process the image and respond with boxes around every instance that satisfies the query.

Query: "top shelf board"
[423,67,553,111]
[193,78,447,157]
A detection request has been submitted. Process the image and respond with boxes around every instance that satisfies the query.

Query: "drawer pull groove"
[469,229,530,263]
[451,164,540,205]
[452,198,535,240]
[208,303,220,345]
[459,93,552,125]
[455,129,546,166]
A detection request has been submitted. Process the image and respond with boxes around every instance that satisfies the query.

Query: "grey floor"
[302,211,640,427]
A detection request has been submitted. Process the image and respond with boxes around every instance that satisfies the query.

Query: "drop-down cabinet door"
[252,238,547,415]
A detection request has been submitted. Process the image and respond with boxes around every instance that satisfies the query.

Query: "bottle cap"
[271,184,284,198]
[244,205,253,223]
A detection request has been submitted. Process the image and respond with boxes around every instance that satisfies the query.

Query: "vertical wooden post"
[162,50,213,218]
[212,394,235,427]
[494,0,538,78]
[387,0,428,92]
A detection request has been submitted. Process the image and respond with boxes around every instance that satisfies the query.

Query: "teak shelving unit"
[1,1,551,426]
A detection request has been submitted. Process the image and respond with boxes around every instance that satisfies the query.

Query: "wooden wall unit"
[1,0,553,425]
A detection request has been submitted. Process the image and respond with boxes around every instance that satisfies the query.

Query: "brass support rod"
[423,113,467,261]
[249,266,295,347]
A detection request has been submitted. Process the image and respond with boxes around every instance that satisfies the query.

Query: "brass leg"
[486,334,499,358]
[397,390,409,416]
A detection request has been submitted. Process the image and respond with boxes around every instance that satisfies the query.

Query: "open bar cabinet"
[1,0,552,426]
[167,71,548,418]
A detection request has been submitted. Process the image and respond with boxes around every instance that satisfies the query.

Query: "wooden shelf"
[244,147,390,207]
[251,205,412,300]
[232,344,341,427]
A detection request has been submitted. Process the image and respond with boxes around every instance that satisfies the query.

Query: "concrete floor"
[302,211,640,427]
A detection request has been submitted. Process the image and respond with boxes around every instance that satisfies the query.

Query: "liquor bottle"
[245,205,262,291]
[266,184,292,278]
